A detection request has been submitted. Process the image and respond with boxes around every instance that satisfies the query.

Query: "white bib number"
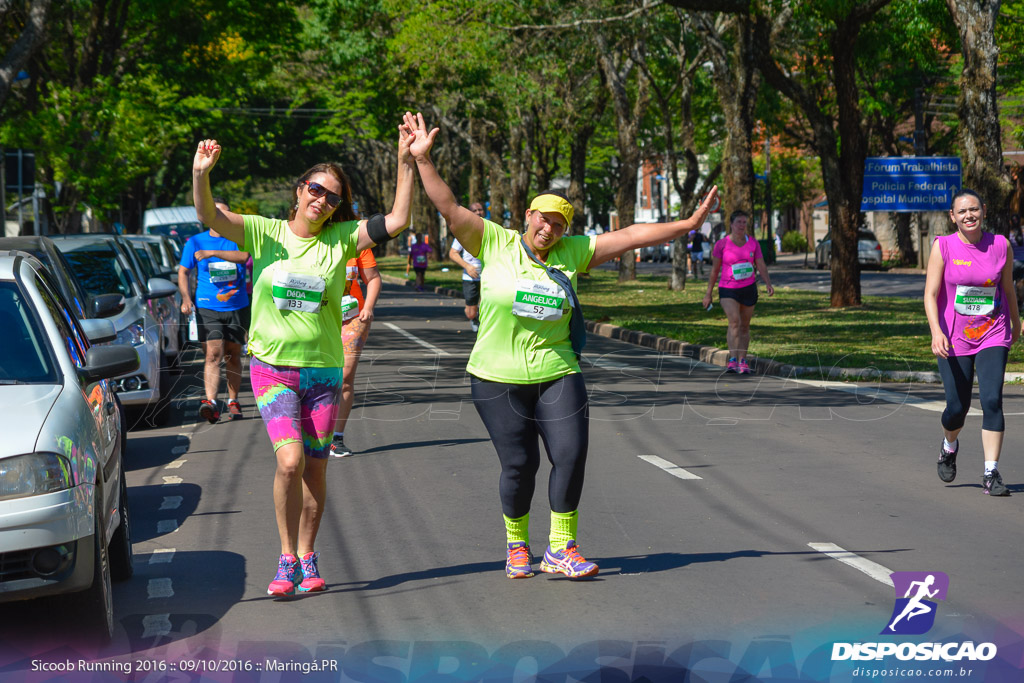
[272,271,326,314]
[954,285,996,316]
[208,261,237,283]
[341,295,359,321]
[731,261,754,281]
[512,279,565,321]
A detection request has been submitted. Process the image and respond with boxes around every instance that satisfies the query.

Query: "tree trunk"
[946,0,1012,230]
[754,1,892,307]
[507,111,533,232]
[891,212,916,264]
[0,0,53,109]
[696,13,759,219]
[597,34,650,282]
[468,118,486,205]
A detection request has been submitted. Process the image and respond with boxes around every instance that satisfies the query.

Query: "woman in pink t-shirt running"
[924,188,1020,496]
[702,210,774,374]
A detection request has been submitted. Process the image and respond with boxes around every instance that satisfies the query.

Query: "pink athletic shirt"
[713,235,762,289]
[936,231,1011,355]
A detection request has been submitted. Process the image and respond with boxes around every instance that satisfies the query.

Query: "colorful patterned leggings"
[250,356,343,459]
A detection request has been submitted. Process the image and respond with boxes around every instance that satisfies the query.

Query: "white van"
[143,206,205,241]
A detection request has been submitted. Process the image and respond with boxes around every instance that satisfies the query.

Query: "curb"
[381,273,1024,384]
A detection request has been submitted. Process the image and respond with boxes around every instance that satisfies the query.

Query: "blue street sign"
[861,157,960,212]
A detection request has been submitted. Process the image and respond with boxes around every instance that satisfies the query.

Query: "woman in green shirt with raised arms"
[192,121,418,597]
[406,111,719,580]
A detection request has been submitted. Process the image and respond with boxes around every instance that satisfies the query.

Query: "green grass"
[377,256,1024,373]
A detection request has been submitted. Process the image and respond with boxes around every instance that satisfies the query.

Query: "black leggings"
[471,373,589,518]
[937,346,1008,432]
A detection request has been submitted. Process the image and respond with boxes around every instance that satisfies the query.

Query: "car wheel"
[73,515,113,646]
[109,469,134,581]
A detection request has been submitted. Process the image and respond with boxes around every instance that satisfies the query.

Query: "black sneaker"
[937,443,957,482]
[330,436,353,458]
[982,470,1009,496]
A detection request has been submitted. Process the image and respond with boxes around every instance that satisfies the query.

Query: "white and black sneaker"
[330,436,353,458]
[982,470,1009,496]
[937,443,957,483]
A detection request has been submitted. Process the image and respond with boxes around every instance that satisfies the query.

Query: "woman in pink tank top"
[924,189,1020,496]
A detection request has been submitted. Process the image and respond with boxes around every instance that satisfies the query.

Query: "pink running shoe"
[726,358,739,373]
[267,554,302,596]
[298,551,326,592]
[738,359,751,374]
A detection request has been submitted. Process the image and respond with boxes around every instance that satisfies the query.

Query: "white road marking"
[162,476,183,485]
[808,542,895,587]
[149,549,176,564]
[638,455,703,480]
[789,379,980,416]
[164,459,187,469]
[141,614,172,638]
[147,578,174,599]
[157,520,179,534]
[382,322,452,356]
[159,496,183,510]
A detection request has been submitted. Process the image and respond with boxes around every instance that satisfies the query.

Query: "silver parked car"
[0,251,139,645]
[815,229,884,269]
[50,234,177,426]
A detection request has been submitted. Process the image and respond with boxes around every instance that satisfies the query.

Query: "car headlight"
[114,318,146,347]
[0,452,73,501]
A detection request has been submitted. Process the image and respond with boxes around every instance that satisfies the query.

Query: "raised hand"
[193,139,221,174]
[403,111,439,161]
[398,121,413,166]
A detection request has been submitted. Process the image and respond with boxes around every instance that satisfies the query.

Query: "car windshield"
[0,282,58,383]
[58,243,135,299]
[858,230,878,241]
[150,222,204,240]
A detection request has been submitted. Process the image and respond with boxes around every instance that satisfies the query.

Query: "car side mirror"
[91,293,126,318]
[78,344,140,384]
[79,318,117,344]
[146,277,177,300]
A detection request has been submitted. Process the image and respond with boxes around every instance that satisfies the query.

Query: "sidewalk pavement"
[381,273,1022,384]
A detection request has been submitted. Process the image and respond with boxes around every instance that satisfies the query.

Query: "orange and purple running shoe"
[298,551,326,592]
[539,541,598,579]
[506,542,535,579]
[267,554,303,596]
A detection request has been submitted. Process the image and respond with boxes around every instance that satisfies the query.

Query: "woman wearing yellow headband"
[405,112,719,579]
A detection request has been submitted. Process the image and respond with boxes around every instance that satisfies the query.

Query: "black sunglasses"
[303,180,342,208]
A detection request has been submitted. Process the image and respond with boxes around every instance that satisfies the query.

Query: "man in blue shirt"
[177,197,250,423]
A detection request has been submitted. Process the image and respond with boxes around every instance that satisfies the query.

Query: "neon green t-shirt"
[243,214,360,367]
[467,219,596,384]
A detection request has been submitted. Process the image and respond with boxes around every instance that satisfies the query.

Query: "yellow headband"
[529,194,573,228]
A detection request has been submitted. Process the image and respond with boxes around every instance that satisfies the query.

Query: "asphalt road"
[2,282,1021,682]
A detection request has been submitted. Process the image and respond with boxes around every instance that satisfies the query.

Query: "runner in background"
[330,248,381,457]
[407,233,431,291]
[449,202,485,332]
[177,197,250,422]
[702,210,774,374]
[924,189,1019,497]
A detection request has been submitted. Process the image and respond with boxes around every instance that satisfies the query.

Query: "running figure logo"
[882,571,949,635]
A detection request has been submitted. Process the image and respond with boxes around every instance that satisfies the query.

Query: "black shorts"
[463,280,481,305]
[196,306,250,345]
[719,283,759,307]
